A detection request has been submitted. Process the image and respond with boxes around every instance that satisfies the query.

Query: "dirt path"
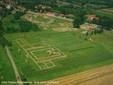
[46,64,113,85]
[46,14,73,22]
[5,46,23,85]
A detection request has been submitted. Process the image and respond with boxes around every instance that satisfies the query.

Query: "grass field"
[0,46,16,85]
[15,38,66,70]
[1,11,113,83]
[5,29,113,81]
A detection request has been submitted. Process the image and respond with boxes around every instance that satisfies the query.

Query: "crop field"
[5,29,113,82]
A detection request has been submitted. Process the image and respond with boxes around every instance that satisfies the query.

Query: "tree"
[73,16,84,28]
[91,16,113,30]
[14,11,26,20]
[19,20,40,32]
[86,31,89,36]
[0,37,12,47]
[0,26,4,38]
[99,16,113,30]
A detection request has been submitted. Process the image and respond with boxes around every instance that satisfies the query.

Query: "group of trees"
[92,16,113,30]
[0,20,12,47]
[0,19,40,48]
[14,11,26,19]
[73,10,86,28]
[73,9,113,30]
[0,9,40,47]
[3,18,41,33]
[16,0,56,10]
[73,16,84,28]
[65,0,113,8]
[19,19,40,32]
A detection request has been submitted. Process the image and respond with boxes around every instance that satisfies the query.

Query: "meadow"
[0,46,16,85]
[2,12,113,82]
[5,29,113,81]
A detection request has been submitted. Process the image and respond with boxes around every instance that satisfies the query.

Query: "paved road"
[5,46,23,85]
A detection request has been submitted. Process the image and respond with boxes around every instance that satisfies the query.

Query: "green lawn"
[0,46,16,84]
[5,30,113,81]
[31,49,49,59]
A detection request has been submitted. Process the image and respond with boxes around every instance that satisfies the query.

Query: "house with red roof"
[46,12,57,16]
[86,15,98,20]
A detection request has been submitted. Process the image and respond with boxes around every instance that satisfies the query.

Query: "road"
[5,46,23,85]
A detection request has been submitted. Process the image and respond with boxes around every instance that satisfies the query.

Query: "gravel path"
[5,46,23,85]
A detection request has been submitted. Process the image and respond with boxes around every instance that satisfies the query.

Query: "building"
[86,15,98,20]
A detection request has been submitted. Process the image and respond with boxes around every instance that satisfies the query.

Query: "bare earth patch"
[101,9,113,13]
[46,64,113,85]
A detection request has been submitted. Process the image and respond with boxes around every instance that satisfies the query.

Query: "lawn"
[0,46,16,85]
[5,30,113,81]
[31,49,49,59]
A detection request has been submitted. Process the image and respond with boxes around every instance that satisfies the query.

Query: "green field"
[5,29,113,81]
[0,46,16,84]
[2,11,113,82]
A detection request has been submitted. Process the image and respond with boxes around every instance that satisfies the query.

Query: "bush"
[0,37,12,47]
